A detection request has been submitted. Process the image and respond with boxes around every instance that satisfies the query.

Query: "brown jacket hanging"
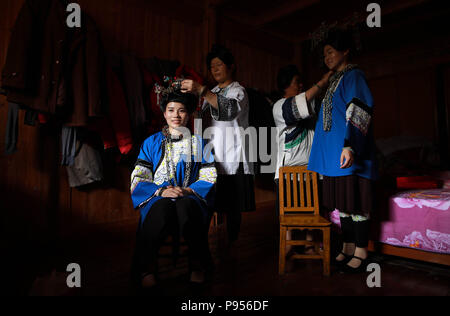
[2,0,67,113]
[1,0,105,125]
[65,13,106,126]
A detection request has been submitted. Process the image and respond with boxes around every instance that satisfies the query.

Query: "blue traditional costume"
[308,64,376,258]
[308,66,377,181]
[131,130,216,225]
[130,84,217,283]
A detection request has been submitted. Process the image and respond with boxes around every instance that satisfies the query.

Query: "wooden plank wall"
[0,0,288,244]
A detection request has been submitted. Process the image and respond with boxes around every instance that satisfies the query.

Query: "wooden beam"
[209,0,235,6]
[221,0,319,29]
[253,0,319,27]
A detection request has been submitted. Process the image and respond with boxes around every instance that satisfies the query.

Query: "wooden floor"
[5,202,450,296]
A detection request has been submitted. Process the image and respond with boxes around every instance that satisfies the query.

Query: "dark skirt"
[323,175,374,217]
[215,173,256,213]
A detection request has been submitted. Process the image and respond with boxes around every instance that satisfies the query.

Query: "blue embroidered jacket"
[130,132,216,225]
[308,69,378,180]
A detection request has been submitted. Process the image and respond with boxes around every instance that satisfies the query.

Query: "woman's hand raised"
[318,70,334,88]
[181,79,204,96]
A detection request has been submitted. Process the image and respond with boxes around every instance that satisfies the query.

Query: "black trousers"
[215,172,255,242]
[340,216,370,248]
[133,197,211,277]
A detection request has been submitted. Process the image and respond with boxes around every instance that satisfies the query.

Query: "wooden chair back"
[279,166,320,216]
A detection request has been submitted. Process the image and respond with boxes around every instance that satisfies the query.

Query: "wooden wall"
[0,0,288,246]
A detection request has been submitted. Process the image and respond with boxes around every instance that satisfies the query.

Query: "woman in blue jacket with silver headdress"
[130,81,217,288]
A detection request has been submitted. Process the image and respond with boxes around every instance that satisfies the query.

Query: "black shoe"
[332,252,352,267]
[340,255,369,274]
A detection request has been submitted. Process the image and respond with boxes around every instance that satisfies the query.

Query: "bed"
[329,187,450,266]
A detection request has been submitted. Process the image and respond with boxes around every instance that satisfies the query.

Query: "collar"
[212,81,236,93]
[162,126,184,142]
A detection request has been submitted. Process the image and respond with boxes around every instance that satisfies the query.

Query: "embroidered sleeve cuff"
[130,159,154,193]
[293,93,311,119]
[211,94,240,121]
[198,166,217,184]
[346,98,372,136]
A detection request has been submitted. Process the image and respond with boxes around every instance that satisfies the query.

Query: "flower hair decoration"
[154,76,185,108]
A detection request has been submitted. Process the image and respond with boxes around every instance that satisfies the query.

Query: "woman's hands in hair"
[340,148,354,169]
[160,186,193,198]
[181,79,205,96]
[181,79,219,110]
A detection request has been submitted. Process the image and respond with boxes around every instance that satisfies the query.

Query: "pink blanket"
[330,189,450,254]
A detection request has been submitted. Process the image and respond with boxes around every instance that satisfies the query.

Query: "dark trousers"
[340,216,370,248]
[215,172,255,243]
[133,197,211,277]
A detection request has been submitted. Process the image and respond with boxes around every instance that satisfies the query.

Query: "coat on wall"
[1,0,105,126]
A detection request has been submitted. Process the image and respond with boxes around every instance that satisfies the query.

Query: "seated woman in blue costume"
[130,83,217,288]
[308,29,378,273]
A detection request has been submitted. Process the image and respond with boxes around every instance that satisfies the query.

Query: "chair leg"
[279,226,287,275]
[213,212,218,227]
[322,227,331,277]
[314,230,320,254]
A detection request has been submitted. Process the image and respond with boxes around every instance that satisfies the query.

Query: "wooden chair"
[278,166,331,276]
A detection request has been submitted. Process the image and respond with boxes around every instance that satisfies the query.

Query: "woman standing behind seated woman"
[130,87,217,289]
[308,29,378,273]
[181,45,255,244]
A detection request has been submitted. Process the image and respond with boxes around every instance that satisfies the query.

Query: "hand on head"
[181,79,203,96]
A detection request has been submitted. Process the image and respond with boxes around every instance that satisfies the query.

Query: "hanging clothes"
[1,0,67,113]
[24,110,38,126]
[4,102,20,155]
[140,65,165,135]
[1,0,106,126]
[121,55,147,142]
[105,65,133,154]
[61,127,77,166]
[86,65,134,155]
[66,140,103,188]
[64,13,106,126]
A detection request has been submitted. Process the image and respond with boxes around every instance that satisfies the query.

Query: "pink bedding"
[330,189,450,254]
